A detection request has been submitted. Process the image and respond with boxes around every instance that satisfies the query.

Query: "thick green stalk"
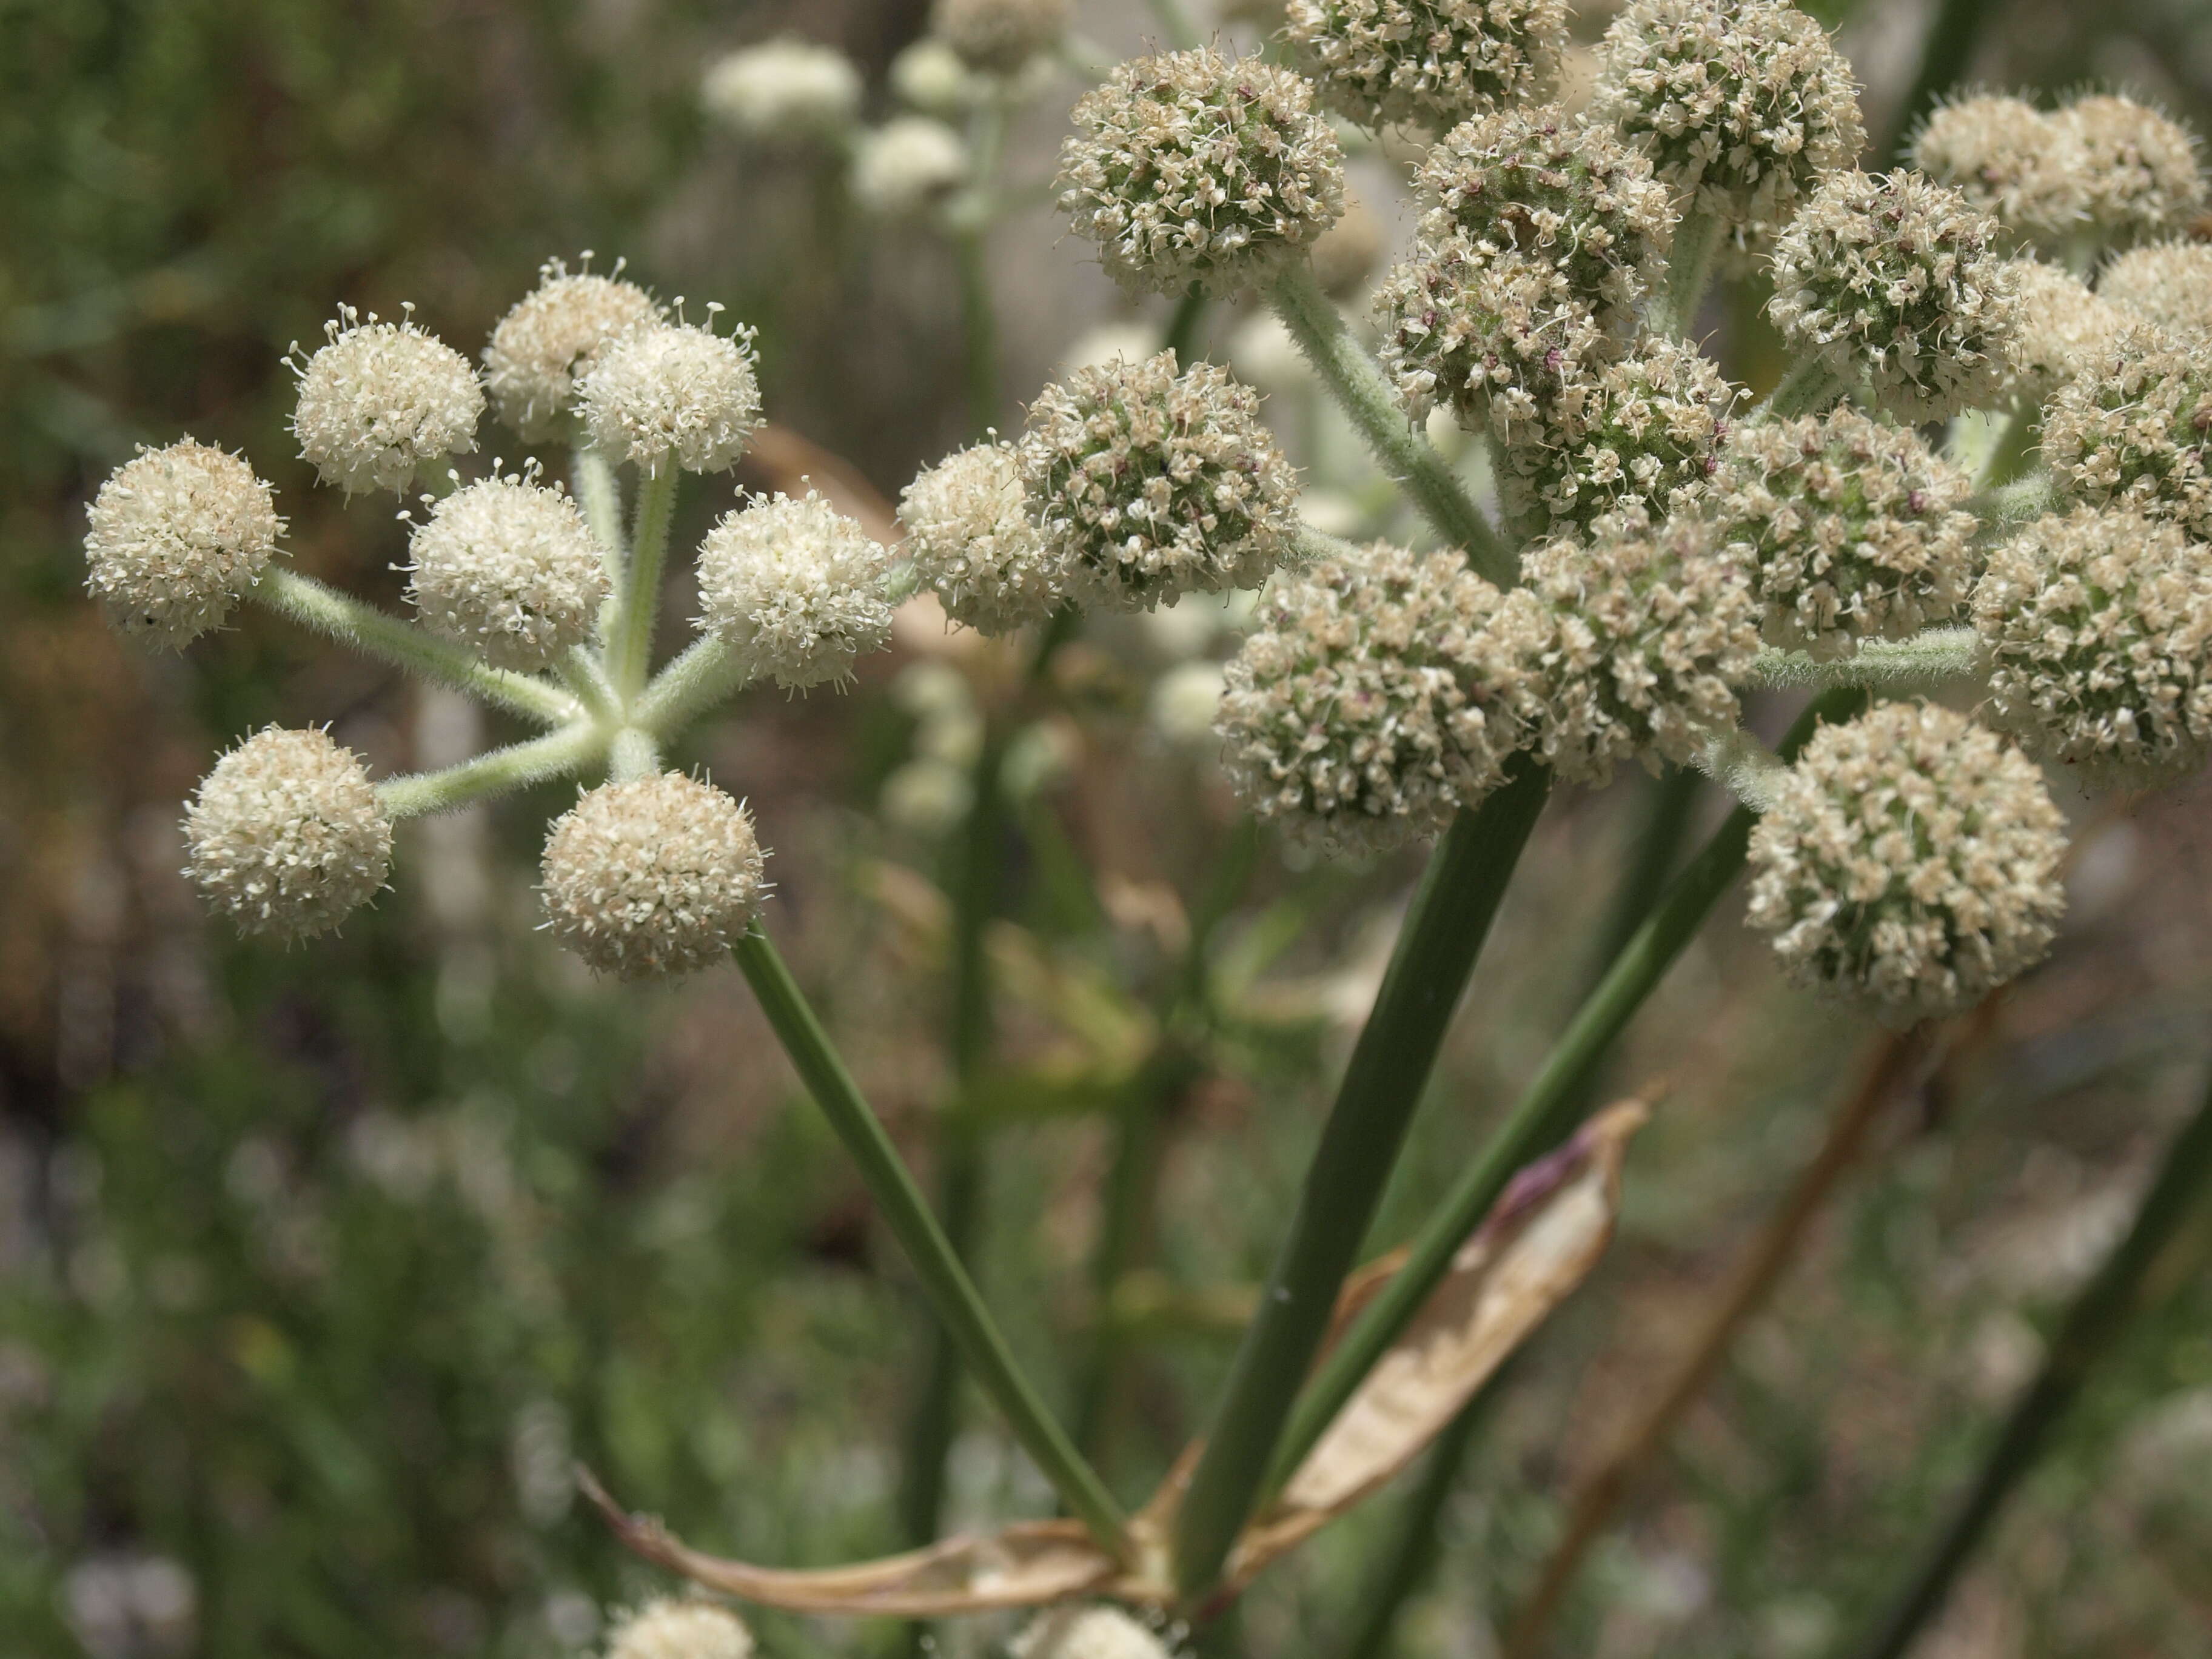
[605,464,679,700]
[731,927,1131,1560]
[1271,689,1867,1490]
[1844,1055,2212,1659]
[1749,628,1979,694]
[374,723,603,817]
[571,444,626,586]
[1162,285,1209,363]
[1170,761,1555,1599]
[1658,209,1726,342]
[1761,358,1849,421]
[1268,261,1512,585]
[607,726,661,782]
[1971,474,2057,543]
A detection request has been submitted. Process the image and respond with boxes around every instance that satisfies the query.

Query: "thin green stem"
[1170,761,1554,1600]
[1162,285,1209,363]
[1272,689,1868,1492]
[1657,209,1726,342]
[633,635,751,741]
[1845,1054,2212,1659]
[571,444,626,592]
[731,927,1131,1560]
[606,464,679,700]
[251,569,580,727]
[1268,261,1512,586]
[1761,357,1849,421]
[1748,628,1980,694]
[557,645,621,724]
[375,723,603,817]
[899,1137,985,1555]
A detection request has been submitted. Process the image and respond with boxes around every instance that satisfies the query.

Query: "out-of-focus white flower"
[702,38,863,142]
[1150,660,1228,745]
[851,118,971,218]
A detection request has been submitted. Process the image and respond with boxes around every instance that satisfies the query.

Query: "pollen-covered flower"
[1712,409,1978,657]
[1284,0,1569,132]
[897,441,1070,634]
[2043,326,2212,543]
[1911,94,2086,244]
[1524,509,1760,782]
[1769,169,2020,423]
[292,307,484,496]
[1216,540,1550,851]
[1499,335,1738,531]
[2062,94,2207,246]
[404,473,608,672]
[2098,240,2212,345]
[605,1600,755,1659]
[1746,702,2067,1020]
[84,439,284,647]
[1590,0,1863,231]
[931,0,1070,76]
[2006,259,2131,409]
[696,491,894,689]
[1019,349,1298,608]
[851,117,971,218]
[541,777,767,979]
[1056,47,1346,295]
[1974,506,2212,783]
[483,260,662,442]
[1013,1606,1171,1659]
[702,38,864,141]
[577,320,761,476]
[184,726,393,940]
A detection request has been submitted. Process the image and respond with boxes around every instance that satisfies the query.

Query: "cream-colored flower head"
[84,438,284,647]
[291,306,483,497]
[2006,259,2132,409]
[1911,94,2086,244]
[702,38,864,142]
[483,259,662,443]
[898,441,1070,635]
[577,318,761,476]
[1974,506,2212,785]
[2043,324,2212,543]
[1217,540,1549,853]
[541,777,766,979]
[1019,349,1298,609]
[1769,169,2019,423]
[1284,0,1569,132]
[1056,47,1346,296]
[604,1599,756,1659]
[1500,335,1738,531]
[891,38,985,116]
[1375,240,1616,439]
[697,491,894,689]
[1746,702,2067,1020]
[1524,508,1760,783]
[184,726,392,940]
[1013,1606,1172,1659]
[2061,94,2207,246]
[851,117,971,218]
[931,0,1070,76]
[1412,104,1673,327]
[404,471,608,672]
[2099,240,2212,345]
[1590,0,1863,231]
[1712,409,1978,659]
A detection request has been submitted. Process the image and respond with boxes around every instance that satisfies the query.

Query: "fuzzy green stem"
[608,727,661,782]
[374,723,603,817]
[1748,628,1980,694]
[1268,261,1512,586]
[1170,761,1554,1600]
[633,635,752,741]
[1162,285,1209,363]
[572,444,626,590]
[557,645,622,724]
[1845,1055,2212,1659]
[1696,725,1789,813]
[252,569,580,727]
[1761,357,1849,421]
[1972,474,2056,542]
[1270,689,1868,1493]
[729,927,1131,1561]
[606,464,679,700]
[1658,209,1726,342]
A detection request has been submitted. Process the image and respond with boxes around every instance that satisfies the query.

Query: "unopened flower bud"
[605,1599,756,1659]
[2043,325,2212,543]
[541,777,766,979]
[84,438,284,647]
[577,320,761,476]
[2061,94,2206,246]
[897,441,1070,635]
[931,0,1070,76]
[701,38,863,142]
[2097,240,2212,346]
[404,473,608,671]
[483,259,662,443]
[1013,1606,1172,1659]
[1285,0,1569,132]
[292,306,483,496]
[851,117,971,218]
[1911,94,2086,245]
[185,726,392,940]
[697,491,894,688]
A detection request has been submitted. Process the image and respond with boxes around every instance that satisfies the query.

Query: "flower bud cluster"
[184,727,394,941]
[404,471,609,672]
[697,492,894,689]
[2098,240,2212,345]
[2042,327,2212,543]
[577,318,762,476]
[483,259,662,442]
[1284,0,1569,132]
[930,0,1069,77]
[84,439,284,647]
[1911,95,2087,245]
[292,306,484,496]
[2005,260,2131,410]
[897,441,1065,635]
[605,1599,756,1659]
[2067,95,2206,244]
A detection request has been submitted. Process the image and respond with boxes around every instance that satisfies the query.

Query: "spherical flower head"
[404,472,609,672]
[292,306,484,497]
[897,441,1071,635]
[605,1600,756,1659]
[931,0,1070,76]
[184,726,392,941]
[84,438,284,647]
[483,260,663,443]
[577,319,761,477]
[1590,0,1864,231]
[1013,1606,1172,1659]
[1284,0,1569,132]
[1712,408,1978,658]
[1911,94,2087,245]
[541,776,766,980]
[1499,335,1738,531]
[893,39,987,116]
[2043,325,2212,543]
[702,38,863,142]
[697,491,894,689]
[2005,258,2132,410]
[2061,95,2207,247]
[1412,104,1673,327]
[1746,702,2067,1020]
[1217,540,1550,853]
[1524,508,1760,783]
[1056,47,1346,297]
[1973,506,2212,785]
[1019,349,1298,609]
[850,117,971,218]
[1769,169,2020,423]
[2098,240,2212,346]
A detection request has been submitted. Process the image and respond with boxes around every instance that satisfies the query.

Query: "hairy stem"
[633,635,751,741]
[1695,726,1791,813]
[1748,628,1980,694]
[605,464,679,700]
[1162,284,1209,363]
[1761,358,1849,421]
[607,726,661,782]
[375,723,603,817]
[571,444,626,591]
[1972,474,2056,543]
[1658,209,1726,342]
